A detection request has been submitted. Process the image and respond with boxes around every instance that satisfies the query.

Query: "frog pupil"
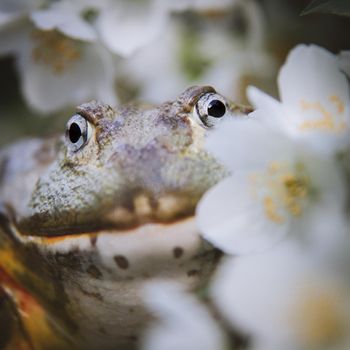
[207,100,226,118]
[69,122,82,143]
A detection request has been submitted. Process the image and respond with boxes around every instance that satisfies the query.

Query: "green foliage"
[179,28,212,81]
[302,0,350,17]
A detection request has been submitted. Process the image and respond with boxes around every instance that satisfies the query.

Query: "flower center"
[250,162,310,224]
[31,30,81,74]
[299,95,347,133]
[290,288,345,348]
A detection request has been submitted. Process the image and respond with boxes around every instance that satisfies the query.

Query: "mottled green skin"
[0,86,250,349]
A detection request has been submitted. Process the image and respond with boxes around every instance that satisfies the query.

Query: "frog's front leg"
[0,265,74,350]
[0,286,32,350]
[0,211,74,350]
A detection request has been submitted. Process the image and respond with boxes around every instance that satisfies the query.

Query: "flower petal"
[278,44,350,154]
[95,0,168,57]
[31,3,97,42]
[168,0,234,12]
[205,118,297,172]
[196,174,289,255]
[211,245,306,344]
[142,281,227,350]
[247,85,290,132]
[17,38,116,113]
[292,155,349,256]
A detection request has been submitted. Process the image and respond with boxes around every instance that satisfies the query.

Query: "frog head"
[0,86,251,349]
[18,85,250,235]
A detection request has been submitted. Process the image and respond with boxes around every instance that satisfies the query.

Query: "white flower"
[248,44,350,156]
[142,281,227,350]
[0,21,117,113]
[0,0,97,41]
[168,0,266,49]
[196,44,349,255]
[118,21,186,103]
[211,242,350,350]
[120,0,274,104]
[32,0,169,57]
[196,115,348,255]
[95,0,168,57]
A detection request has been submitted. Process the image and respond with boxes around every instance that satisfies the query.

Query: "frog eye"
[65,114,92,151]
[193,93,228,128]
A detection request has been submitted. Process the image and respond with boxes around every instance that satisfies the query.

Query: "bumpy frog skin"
[0,86,251,349]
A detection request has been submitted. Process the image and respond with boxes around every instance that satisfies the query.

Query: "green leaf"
[302,0,350,17]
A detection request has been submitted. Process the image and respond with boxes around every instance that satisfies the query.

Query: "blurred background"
[0,0,350,147]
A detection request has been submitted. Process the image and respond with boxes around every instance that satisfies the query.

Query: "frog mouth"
[7,214,201,256]
[14,191,199,237]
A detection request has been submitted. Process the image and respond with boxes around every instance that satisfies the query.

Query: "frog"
[0,86,252,350]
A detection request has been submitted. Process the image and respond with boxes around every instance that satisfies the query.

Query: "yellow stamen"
[31,30,81,74]
[251,162,310,223]
[299,97,347,133]
[263,196,284,223]
[283,174,308,198]
[268,161,283,173]
[291,289,345,348]
[329,95,345,114]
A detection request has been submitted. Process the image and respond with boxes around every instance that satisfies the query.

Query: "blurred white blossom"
[95,0,168,57]
[248,45,350,156]
[169,0,235,13]
[0,20,116,113]
[121,0,274,103]
[0,0,274,113]
[211,241,350,350]
[31,0,169,57]
[142,281,227,350]
[31,0,97,42]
